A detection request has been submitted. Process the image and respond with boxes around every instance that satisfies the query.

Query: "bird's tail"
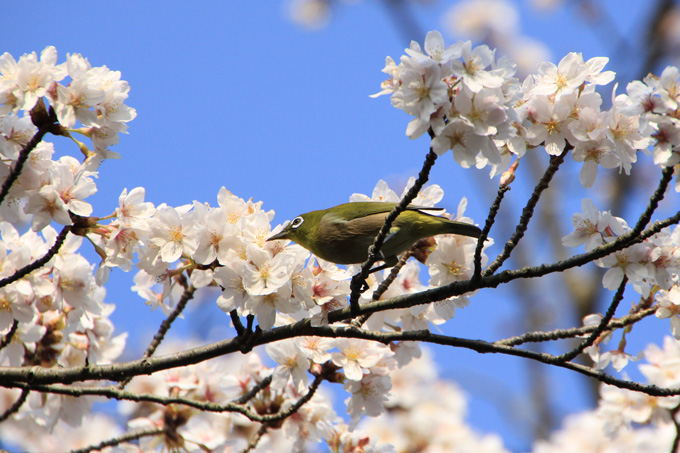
[444,220,482,239]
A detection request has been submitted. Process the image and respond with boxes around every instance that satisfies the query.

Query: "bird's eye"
[290,216,304,229]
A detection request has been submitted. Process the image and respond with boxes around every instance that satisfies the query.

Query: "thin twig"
[552,277,628,363]
[69,427,166,453]
[496,306,656,347]
[349,149,438,310]
[0,388,28,422]
[484,148,568,277]
[118,284,196,388]
[630,166,675,234]
[351,250,413,328]
[10,374,321,425]
[0,320,19,351]
[672,401,680,453]
[473,185,510,281]
[233,374,273,405]
[242,424,268,453]
[0,226,71,290]
[0,102,59,207]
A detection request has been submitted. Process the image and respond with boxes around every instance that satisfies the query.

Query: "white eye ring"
[291,216,304,229]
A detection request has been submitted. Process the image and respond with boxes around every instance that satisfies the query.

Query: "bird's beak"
[266,230,289,241]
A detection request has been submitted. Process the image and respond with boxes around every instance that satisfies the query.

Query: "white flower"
[596,243,652,294]
[531,52,588,99]
[392,63,449,121]
[0,286,35,331]
[451,41,503,93]
[53,254,100,313]
[525,94,571,155]
[432,119,499,167]
[115,187,154,230]
[656,288,680,339]
[149,205,197,263]
[427,235,477,286]
[214,261,248,313]
[266,339,310,392]
[562,199,627,251]
[24,184,72,231]
[242,245,294,296]
[571,139,620,188]
[297,336,334,363]
[332,339,392,381]
[243,283,299,330]
[404,30,462,66]
[345,374,391,430]
[13,46,64,112]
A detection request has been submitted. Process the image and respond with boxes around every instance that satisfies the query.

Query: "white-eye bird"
[267,202,482,269]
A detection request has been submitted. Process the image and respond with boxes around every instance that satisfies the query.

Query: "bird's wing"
[331,202,444,222]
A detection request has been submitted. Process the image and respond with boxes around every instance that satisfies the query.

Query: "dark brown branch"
[0,387,28,422]
[8,373,321,425]
[3,317,680,398]
[484,148,569,277]
[0,226,71,290]
[349,149,438,310]
[0,102,60,207]
[473,185,510,281]
[69,427,166,453]
[496,306,656,347]
[243,424,268,453]
[552,276,628,363]
[0,320,19,351]
[118,284,195,389]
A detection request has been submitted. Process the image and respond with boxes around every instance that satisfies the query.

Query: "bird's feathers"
[274,202,481,265]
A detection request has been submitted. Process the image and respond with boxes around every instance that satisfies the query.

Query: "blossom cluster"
[373,31,680,190]
[562,198,680,371]
[120,179,484,430]
[562,199,680,371]
[0,223,126,431]
[0,47,135,227]
[536,336,680,452]
[0,156,485,440]
[0,339,393,452]
[0,35,678,450]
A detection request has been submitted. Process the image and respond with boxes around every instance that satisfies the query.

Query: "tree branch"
[69,427,166,453]
[349,149,438,310]
[118,284,196,389]
[0,388,28,422]
[484,148,569,277]
[551,276,628,363]
[0,225,71,290]
[496,306,656,347]
[0,101,60,207]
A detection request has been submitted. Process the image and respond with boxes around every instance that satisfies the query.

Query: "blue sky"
[3,1,674,450]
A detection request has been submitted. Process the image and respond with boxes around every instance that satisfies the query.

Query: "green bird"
[266,202,482,269]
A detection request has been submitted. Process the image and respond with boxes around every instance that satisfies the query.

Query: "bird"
[266,201,482,270]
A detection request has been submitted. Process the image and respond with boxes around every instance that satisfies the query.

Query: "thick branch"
[1,319,679,398]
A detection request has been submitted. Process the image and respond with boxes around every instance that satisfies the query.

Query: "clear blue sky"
[3,1,670,450]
